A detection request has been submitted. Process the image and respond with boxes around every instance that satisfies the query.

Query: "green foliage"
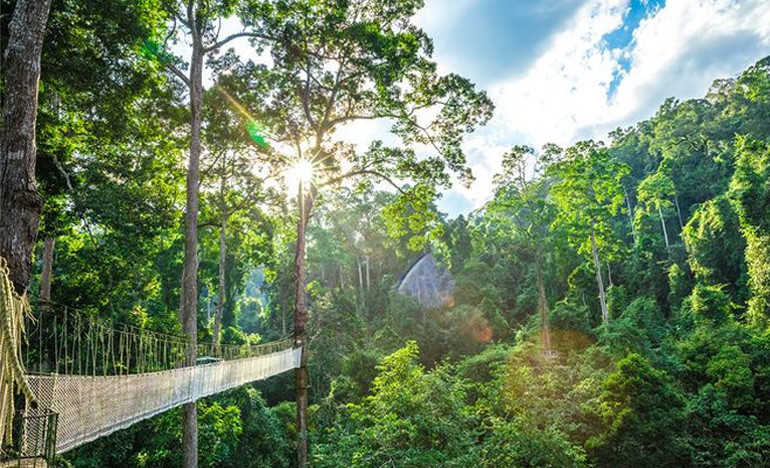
[689,284,735,326]
[683,196,747,296]
[550,143,630,260]
[12,2,770,464]
[587,353,688,467]
[67,389,290,468]
[729,137,770,326]
[477,419,586,468]
[313,342,479,467]
[598,296,664,355]
[668,262,691,312]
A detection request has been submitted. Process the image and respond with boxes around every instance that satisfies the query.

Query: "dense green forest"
[1,0,770,467]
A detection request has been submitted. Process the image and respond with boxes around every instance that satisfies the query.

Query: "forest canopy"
[0,0,769,467]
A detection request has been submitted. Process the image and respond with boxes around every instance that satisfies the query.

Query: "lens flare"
[140,39,173,64]
[286,159,314,186]
[215,86,269,147]
[245,121,268,147]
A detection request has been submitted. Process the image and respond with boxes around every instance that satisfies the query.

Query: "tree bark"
[658,205,670,249]
[590,227,609,324]
[39,237,55,303]
[294,181,314,468]
[180,27,205,468]
[0,0,53,295]
[212,155,227,357]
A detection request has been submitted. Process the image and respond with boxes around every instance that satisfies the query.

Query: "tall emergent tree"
[230,1,494,464]
[158,2,262,466]
[637,171,676,250]
[0,0,53,294]
[490,145,555,352]
[550,142,629,324]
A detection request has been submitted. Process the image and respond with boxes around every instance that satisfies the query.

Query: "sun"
[286,159,315,186]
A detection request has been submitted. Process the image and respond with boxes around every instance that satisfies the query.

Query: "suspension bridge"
[1,269,301,467]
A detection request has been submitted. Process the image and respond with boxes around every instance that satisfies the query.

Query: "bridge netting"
[22,303,287,376]
[24,343,300,453]
[6,301,300,457]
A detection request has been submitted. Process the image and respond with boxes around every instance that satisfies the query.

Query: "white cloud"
[490,0,630,147]
[490,0,770,147]
[189,1,770,217]
[613,0,770,125]
[444,0,770,216]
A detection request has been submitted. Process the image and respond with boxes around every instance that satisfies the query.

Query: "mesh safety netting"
[24,345,301,454]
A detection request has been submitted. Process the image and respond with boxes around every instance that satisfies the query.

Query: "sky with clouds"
[204,1,770,216]
[399,0,770,216]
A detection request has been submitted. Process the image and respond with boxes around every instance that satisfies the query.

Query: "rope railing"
[5,284,301,459]
[26,344,301,454]
[22,301,291,376]
[0,258,36,457]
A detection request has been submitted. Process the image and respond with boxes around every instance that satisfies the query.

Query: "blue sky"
[210,1,770,216]
[400,0,770,215]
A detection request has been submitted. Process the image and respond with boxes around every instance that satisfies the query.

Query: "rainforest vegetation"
[1,0,769,467]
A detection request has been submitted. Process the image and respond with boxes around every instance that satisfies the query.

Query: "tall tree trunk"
[0,0,53,295]
[180,34,204,468]
[674,192,684,230]
[590,227,609,324]
[212,155,227,357]
[658,205,670,249]
[357,259,364,312]
[357,260,363,290]
[624,187,637,244]
[39,237,55,304]
[365,256,370,290]
[294,182,314,468]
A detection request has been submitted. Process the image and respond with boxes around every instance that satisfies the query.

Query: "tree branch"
[319,170,406,194]
[166,62,191,87]
[203,31,265,54]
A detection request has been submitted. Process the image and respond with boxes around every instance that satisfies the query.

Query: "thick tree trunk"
[39,237,55,303]
[658,205,670,249]
[212,156,227,357]
[590,227,609,324]
[294,182,314,468]
[180,37,204,468]
[0,0,53,295]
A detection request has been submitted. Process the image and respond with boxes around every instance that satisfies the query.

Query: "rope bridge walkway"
[1,286,301,464]
[24,338,300,454]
